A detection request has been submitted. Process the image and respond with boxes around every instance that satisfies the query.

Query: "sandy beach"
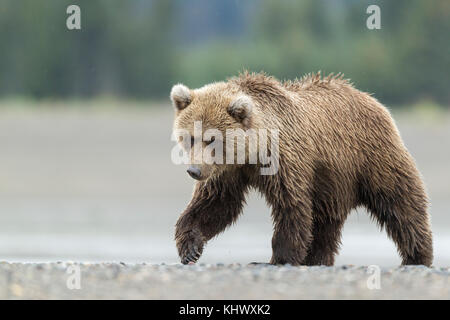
[0,262,449,299]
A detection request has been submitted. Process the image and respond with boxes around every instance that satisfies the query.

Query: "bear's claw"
[181,244,202,264]
[178,229,205,264]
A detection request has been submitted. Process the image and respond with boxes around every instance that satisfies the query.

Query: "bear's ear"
[227,95,253,126]
[170,84,192,110]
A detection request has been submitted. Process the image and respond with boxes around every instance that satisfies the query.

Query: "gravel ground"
[0,262,449,299]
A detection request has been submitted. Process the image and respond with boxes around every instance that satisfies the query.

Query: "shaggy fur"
[171,71,433,266]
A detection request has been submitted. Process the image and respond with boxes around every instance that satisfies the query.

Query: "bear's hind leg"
[303,218,345,266]
[361,172,433,266]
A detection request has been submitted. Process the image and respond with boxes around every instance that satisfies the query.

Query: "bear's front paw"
[176,228,205,264]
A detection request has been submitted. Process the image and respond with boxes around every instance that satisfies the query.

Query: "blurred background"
[0,0,449,266]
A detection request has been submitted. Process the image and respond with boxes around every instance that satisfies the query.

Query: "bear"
[170,71,433,266]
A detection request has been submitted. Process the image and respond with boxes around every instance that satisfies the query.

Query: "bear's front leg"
[270,205,313,265]
[175,175,248,264]
[176,226,206,264]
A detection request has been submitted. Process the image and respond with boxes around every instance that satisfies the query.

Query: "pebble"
[0,263,448,299]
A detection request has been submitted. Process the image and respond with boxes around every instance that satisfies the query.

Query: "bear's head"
[170,82,255,181]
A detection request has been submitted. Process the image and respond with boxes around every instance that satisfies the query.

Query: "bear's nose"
[187,166,202,180]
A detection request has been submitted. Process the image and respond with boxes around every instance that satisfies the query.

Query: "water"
[0,106,449,266]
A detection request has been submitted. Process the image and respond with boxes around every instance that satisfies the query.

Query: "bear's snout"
[187,166,202,180]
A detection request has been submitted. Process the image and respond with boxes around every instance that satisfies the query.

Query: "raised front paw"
[176,228,205,264]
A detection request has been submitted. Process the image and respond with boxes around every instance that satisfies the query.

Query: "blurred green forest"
[0,0,448,106]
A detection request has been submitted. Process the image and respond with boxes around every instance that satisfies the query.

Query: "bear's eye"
[204,136,215,146]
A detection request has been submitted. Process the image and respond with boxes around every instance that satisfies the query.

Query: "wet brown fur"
[172,71,433,266]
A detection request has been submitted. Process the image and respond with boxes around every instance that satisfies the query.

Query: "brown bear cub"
[171,71,433,266]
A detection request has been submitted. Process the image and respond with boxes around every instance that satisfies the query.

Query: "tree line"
[0,0,448,106]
